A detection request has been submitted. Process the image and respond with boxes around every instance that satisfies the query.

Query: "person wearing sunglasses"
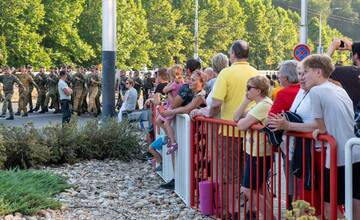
[117,79,138,122]
[234,75,274,219]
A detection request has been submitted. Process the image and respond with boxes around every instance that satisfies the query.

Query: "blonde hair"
[168,64,183,80]
[247,75,270,97]
[126,78,134,86]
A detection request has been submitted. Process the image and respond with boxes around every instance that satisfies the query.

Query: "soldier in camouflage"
[15,66,38,117]
[0,66,24,120]
[87,66,101,117]
[34,66,48,113]
[72,66,86,116]
[43,67,60,113]
[27,65,35,113]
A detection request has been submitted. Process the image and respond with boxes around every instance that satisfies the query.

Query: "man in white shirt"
[58,70,73,124]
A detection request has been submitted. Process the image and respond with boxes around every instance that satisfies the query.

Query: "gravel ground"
[1,160,211,220]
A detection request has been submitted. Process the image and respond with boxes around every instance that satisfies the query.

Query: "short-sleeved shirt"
[309,81,360,168]
[58,79,71,100]
[269,83,300,114]
[212,61,258,136]
[330,66,360,110]
[245,97,273,156]
[154,83,167,95]
[178,84,194,106]
[123,87,138,111]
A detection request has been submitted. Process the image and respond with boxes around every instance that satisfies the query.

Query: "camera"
[339,40,345,49]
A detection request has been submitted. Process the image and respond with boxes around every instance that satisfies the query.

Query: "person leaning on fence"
[267,62,322,214]
[158,70,206,190]
[190,53,229,118]
[206,40,258,215]
[234,75,274,219]
[156,65,184,155]
[58,70,73,125]
[296,54,360,219]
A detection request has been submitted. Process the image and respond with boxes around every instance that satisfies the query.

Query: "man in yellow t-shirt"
[210,40,258,134]
[206,40,258,214]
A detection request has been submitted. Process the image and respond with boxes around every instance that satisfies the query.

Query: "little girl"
[156,64,184,154]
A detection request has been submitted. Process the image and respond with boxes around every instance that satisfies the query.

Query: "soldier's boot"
[28,109,33,113]
[6,115,14,120]
[39,107,48,113]
[0,114,5,118]
[22,113,28,117]
[15,112,21,116]
[53,109,61,114]
[33,107,39,112]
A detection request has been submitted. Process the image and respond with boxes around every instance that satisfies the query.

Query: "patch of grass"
[0,169,70,215]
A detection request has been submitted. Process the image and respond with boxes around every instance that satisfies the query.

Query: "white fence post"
[174,114,191,206]
[345,137,360,220]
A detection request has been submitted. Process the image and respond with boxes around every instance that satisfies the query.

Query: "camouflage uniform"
[87,72,100,116]
[28,71,35,112]
[0,73,24,118]
[72,72,86,114]
[44,71,59,112]
[15,73,38,116]
[34,72,48,111]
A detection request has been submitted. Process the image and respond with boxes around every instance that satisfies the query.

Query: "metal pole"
[345,138,360,220]
[317,14,323,54]
[300,0,308,44]
[194,0,199,59]
[102,0,116,119]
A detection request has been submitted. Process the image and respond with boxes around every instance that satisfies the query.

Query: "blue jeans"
[60,99,71,124]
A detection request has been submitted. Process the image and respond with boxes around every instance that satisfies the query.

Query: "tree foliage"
[0,0,353,69]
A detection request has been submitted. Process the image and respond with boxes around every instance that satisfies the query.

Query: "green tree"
[0,0,51,67]
[0,36,7,66]
[143,0,186,68]
[40,0,94,66]
[116,0,152,70]
[172,0,245,66]
[77,0,102,66]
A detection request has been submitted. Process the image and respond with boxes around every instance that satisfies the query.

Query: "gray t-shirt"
[58,79,71,100]
[123,87,138,111]
[309,81,360,168]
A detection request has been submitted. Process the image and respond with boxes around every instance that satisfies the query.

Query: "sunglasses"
[247,85,257,91]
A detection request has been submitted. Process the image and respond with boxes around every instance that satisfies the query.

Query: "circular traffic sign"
[293,44,311,61]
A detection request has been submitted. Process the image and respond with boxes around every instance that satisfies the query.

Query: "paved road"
[0,102,98,128]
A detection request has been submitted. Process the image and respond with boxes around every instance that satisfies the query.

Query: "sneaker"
[154,164,162,172]
[160,179,174,190]
[166,143,178,155]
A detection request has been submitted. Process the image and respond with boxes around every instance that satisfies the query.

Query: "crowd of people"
[144,38,360,219]
[0,65,102,121]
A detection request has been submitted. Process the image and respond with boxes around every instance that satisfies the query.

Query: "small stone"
[4,215,13,220]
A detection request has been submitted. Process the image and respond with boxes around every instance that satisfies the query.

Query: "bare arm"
[172,96,205,115]
[237,114,259,131]
[209,98,222,117]
[267,113,318,132]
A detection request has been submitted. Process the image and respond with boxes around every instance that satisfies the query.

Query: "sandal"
[166,143,178,155]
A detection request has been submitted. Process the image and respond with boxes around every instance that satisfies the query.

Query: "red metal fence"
[190,116,338,220]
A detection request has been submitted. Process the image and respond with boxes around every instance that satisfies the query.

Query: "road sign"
[293,44,311,61]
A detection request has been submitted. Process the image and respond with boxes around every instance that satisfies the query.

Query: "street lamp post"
[194,0,199,60]
[102,0,117,119]
[300,0,308,44]
[317,14,323,54]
